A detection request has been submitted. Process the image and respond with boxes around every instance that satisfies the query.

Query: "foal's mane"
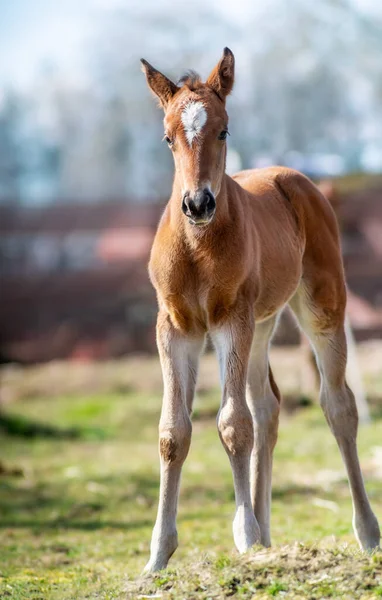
[177,70,202,91]
[177,69,224,102]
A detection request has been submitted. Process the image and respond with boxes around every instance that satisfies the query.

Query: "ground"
[0,345,381,599]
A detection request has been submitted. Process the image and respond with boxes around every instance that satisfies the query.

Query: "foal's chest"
[151,248,243,335]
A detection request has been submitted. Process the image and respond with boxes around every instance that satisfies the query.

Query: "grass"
[0,358,381,599]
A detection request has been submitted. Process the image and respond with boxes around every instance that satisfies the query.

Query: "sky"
[0,0,94,89]
[1,0,380,91]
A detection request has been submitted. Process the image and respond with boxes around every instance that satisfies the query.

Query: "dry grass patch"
[130,544,382,599]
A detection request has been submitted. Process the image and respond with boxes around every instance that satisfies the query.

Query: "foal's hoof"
[354,512,381,552]
[142,531,178,574]
[142,558,168,575]
[142,551,175,574]
[233,506,261,553]
[142,550,175,574]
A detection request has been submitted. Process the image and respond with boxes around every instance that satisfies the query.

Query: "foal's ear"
[140,59,178,109]
[206,47,235,101]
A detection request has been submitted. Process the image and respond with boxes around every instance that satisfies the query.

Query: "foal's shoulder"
[231,167,299,207]
[232,166,304,189]
[231,166,329,211]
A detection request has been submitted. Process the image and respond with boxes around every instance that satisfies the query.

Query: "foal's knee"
[218,402,254,456]
[159,416,192,464]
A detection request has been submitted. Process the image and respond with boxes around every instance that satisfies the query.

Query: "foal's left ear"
[140,59,178,109]
[206,47,235,101]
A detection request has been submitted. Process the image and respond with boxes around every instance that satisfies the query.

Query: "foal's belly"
[253,279,300,322]
[252,256,303,322]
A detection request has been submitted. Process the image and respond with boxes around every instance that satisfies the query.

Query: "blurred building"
[0,201,162,362]
[1,182,382,363]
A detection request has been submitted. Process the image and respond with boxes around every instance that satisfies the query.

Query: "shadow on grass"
[272,483,319,500]
[0,469,323,533]
[0,472,161,532]
[0,411,107,440]
[0,516,153,531]
[0,472,224,531]
[182,482,320,504]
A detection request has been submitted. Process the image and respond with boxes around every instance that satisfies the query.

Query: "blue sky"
[0,0,380,90]
[0,0,95,89]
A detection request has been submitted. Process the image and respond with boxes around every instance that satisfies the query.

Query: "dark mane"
[177,70,202,91]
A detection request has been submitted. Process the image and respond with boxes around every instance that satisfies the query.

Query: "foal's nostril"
[182,189,216,220]
[204,190,216,213]
[182,192,190,215]
[188,199,197,214]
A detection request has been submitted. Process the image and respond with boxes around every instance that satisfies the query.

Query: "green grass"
[0,379,381,599]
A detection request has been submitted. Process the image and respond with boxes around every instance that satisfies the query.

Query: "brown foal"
[141,48,380,572]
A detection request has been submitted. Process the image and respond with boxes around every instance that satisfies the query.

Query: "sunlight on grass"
[0,379,381,599]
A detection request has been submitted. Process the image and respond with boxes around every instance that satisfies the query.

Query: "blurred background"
[1,2,382,596]
[0,0,382,363]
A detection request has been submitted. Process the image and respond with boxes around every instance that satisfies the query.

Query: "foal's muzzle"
[182,189,216,225]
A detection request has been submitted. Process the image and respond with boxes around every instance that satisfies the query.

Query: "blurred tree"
[0,92,24,202]
[239,0,382,168]
[1,0,381,203]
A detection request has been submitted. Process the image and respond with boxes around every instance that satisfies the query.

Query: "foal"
[141,48,380,572]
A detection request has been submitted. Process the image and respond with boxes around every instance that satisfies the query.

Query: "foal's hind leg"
[289,286,380,550]
[246,315,280,547]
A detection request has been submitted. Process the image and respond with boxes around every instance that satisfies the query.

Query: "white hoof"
[142,557,168,574]
[142,530,178,573]
[233,505,261,553]
[354,511,380,552]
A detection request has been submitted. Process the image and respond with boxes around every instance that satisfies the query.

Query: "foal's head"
[141,48,235,226]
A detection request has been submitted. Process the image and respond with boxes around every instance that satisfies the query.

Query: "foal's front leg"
[212,316,261,553]
[144,312,203,573]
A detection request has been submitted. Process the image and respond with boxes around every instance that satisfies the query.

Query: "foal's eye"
[163,135,173,147]
[218,130,229,141]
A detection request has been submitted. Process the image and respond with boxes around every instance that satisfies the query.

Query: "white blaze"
[181,101,207,146]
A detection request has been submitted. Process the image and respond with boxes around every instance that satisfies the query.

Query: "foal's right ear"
[140,59,178,109]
